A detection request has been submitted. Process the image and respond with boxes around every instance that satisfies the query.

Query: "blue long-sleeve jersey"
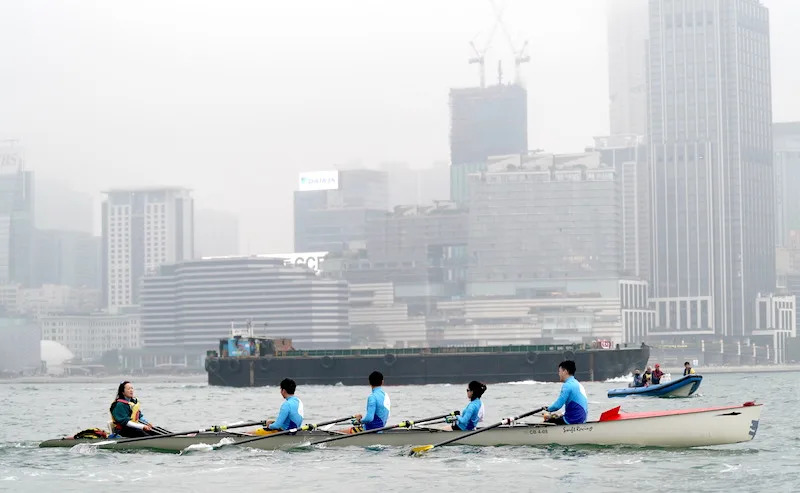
[361,387,391,430]
[455,398,483,431]
[268,395,304,430]
[547,376,588,424]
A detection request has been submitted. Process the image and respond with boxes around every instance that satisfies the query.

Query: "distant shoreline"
[693,364,800,374]
[0,374,208,384]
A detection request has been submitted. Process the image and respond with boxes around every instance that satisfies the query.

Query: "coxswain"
[262,378,304,432]
[352,371,391,432]
[683,361,696,376]
[541,360,588,425]
[651,364,664,384]
[110,381,160,438]
[451,381,487,431]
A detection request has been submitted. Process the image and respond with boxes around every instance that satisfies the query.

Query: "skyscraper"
[607,0,650,137]
[449,84,528,203]
[0,141,34,287]
[773,122,800,246]
[647,0,774,337]
[102,187,193,308]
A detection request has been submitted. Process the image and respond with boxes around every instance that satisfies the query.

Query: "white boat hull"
[40,403,762,452]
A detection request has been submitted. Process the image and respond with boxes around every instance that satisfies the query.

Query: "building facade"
[0,142,34,287]
[102,188,194,308]
[594,135,651,281]
[332,202,469,299]
[294,169,388,254]
[140,257,349,351]
[349,283,427,348]
[39,311,141,360]
[773,122,800,246]
[466,152,622,297]
[607,0,650,137]
[34,229,101,289]
[647,0,774,337]
[449,84,528,203]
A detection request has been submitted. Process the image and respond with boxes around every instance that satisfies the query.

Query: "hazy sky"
[1,0,798,253]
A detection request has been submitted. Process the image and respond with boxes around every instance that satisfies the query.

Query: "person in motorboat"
[642,366,653,386]
[683,361,696,375]
[110,381,161,438]
[541,360,588,425]
[629,369,644,388]
[351,370,391,433]
[451,380,487,431]
[651,364,664,384]
[259,378,304,433]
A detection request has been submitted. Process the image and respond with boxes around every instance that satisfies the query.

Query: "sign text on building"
[298,170,339,191]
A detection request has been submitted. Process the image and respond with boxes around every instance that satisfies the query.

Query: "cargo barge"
[205,337,649,387]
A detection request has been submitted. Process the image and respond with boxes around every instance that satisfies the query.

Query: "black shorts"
[545,416,567,426]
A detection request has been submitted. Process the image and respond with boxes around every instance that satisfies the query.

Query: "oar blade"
[410,444,434,455]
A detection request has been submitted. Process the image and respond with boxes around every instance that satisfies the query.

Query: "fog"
[1,0,798,252]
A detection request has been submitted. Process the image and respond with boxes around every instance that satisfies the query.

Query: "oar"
[223,415,357,449]
[302,410,460,447]
[411,406,546,455]
[93,420,266,446]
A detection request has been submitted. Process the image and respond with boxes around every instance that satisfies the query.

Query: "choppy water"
[1,373,798,492]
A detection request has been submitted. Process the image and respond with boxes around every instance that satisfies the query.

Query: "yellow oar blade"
[411,444,434,455]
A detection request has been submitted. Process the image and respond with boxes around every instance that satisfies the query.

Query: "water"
[1,373,798,492]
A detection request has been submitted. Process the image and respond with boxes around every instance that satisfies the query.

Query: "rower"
[541,360,588,425]
[451,381,487,431]
[110,381,160,438]
[352,371,391,432]
[263,378,304,432]
[683,361,696,376]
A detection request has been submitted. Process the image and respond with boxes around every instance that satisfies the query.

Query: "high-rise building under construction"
[449,84,528,203]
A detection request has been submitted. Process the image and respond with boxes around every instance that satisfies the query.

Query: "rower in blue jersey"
[542,360,588,425]
[451,380,487,431]
[264,378,304,431]
[353,371,391,431]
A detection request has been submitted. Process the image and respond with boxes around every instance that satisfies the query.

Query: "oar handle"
[420,407,546,450]
[108,420,267,445]
[310,410,460,446]
[232,415,357,447]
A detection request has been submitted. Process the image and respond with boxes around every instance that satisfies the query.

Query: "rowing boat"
[607,374,703,398]
[39,402,761,452]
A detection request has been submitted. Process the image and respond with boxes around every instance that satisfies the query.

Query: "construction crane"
[468,0,508,88]
[490,0,530,85]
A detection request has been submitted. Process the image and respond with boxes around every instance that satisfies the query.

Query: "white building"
[752,294,796,364]
[39,311,141,360]
[102,187,193,308]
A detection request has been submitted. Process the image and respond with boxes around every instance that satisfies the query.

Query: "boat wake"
[180,437,236,455]
[69,443,99,455]
[604,373,633,383]
[506,380,552,385]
